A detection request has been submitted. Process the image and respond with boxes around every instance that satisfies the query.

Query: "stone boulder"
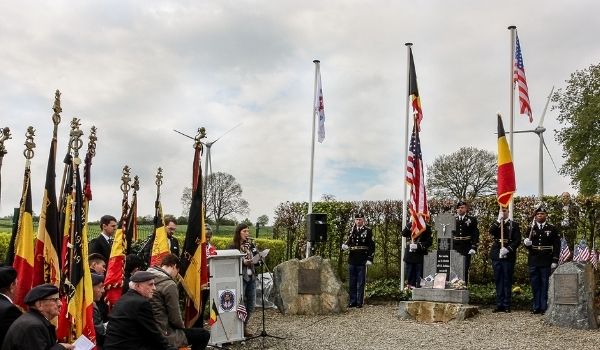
[273,256,347,315]
[398,301,478,322]
[545,262,598,329]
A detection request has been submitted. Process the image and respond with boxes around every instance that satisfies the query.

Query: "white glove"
[468,249,476,255]
[341,244,349,251]
[551,263,558,269]
[409,243,418,251]
[366,260,372,266]
[524,238,532,246]
[499,247,509,258]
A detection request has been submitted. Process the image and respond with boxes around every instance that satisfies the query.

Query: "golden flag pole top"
[23,126,36,166]
[69,118,83,163]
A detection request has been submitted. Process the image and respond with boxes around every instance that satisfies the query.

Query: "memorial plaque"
[436,250,451,275]
[298,268,321,294]
[554,274,578,305]
[433,273,447,289]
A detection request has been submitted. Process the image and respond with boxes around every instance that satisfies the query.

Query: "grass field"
[0,219,273,240]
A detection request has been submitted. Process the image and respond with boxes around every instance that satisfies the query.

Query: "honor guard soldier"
[523,206,560,315]
[453,201,479,283]
[488,207,521,312]
[401,220,433,288]
[341,212,375,308]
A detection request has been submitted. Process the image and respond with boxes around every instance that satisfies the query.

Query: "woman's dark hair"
[232,223,249,249]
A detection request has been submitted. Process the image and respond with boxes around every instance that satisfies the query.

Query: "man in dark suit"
[2,284,74,350]
[104,271,176,350]
[164,217,180,256]
[401,220,433,288]
[523,206,560,315]
[452,201,479,283]
[0,266,22,347]
[342,212,375,308]
[488,207,521,313]
[88,215,117,261]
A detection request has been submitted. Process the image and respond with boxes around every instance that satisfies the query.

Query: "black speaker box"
[306,213,327,242]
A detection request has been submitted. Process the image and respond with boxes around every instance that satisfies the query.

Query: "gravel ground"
[219,304,600,350]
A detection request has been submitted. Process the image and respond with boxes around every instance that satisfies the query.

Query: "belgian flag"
[497,115,516,207]
[181,144,208,327]
[150,195,169,267]
[6,166,35,308]
[408,47,423,130]
[208,299,219,327]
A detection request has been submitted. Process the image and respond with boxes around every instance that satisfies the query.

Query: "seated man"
[2,284,74,350]
[148,254,210,350]
[104,271,176,350]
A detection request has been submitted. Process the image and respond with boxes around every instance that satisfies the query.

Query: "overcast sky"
[1,1,598,224]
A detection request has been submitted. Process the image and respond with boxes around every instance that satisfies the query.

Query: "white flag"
[315,68,325,143]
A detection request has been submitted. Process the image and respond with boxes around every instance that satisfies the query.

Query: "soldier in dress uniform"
[488,207,521,313]
[523,206,560,314]
[452,201,479,283]
[341,212,375,308]
[401,220,433,288]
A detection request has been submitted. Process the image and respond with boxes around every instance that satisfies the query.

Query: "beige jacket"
[147,266,187,347]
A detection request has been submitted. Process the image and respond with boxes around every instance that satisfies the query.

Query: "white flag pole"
[306,60,320,258]
[401,43,413,291]
[508,26,516,220]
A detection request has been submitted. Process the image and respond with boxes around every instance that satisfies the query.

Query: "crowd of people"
[0,217,261,350]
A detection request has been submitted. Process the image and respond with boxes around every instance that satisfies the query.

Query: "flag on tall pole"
[513,31,533,122]
[408,47,423,131]
[314,61,326,143]
[125,176,139,253]
[104,166,132,309]
[496,114,516,207]
[181,128,209,327]
[6,127,36,308]
[0,127,11,207]
[33,91,62,288]
[57,121,96,345]
[150,167,169,267]
[405,46,429,240]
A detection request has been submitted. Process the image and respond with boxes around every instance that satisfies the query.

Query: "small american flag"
[513,32,533,123]
[236,301,247,323]
[558,237,571,265]
[591,249,598,270]
[573,241,591,262]
[406,124,429,240]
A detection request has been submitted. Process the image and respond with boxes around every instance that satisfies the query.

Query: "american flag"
[573,241,591,262]
[406,124,429,240]
[591,249,598,270]
[236,302,247,322]
[513,32,533,122]
[558,237,571,265]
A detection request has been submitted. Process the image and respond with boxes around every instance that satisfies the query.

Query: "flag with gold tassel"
[150,167,169,267]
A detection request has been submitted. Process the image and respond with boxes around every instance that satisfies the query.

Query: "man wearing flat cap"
[0,266,21,347]
[2,284,74,350]
[453,201,480,283]
[523,206,560,315]
[104,271,177,350]
[341,212,375,308]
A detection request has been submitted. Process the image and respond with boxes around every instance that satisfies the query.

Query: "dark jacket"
[525,222,561,267]
[89,235,112,261]
[141,235,180,263]
[345,225,375,266]
[93,302,106,348]
[488,219,521,262]
[452,215,480,256]
[1,309,67,350]
[401,223,433,264]
[229,242,259,282]
[0,294,22,347]
[104,289,176,350]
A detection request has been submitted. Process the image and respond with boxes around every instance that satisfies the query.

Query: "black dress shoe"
[504,308,511,313]
[347,303,357,308]
[492,307,505,313]
[531,309,542,314]
[356,304,363,308]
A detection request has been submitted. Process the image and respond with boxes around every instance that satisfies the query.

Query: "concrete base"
[411,288,469,304]
[398,301,479,322]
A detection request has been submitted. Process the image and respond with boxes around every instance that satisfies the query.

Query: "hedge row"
[273,195,600,284]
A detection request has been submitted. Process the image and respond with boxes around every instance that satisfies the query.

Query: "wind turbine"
[510,86,558,199]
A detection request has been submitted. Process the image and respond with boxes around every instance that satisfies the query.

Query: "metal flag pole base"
[246,258,285,346]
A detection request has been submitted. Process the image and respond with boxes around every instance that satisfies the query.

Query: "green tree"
[257,214,269,226]
[553,63,600,195]
[427,147,496,201]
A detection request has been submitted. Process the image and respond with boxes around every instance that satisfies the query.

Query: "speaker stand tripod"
[247,257,284,345]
